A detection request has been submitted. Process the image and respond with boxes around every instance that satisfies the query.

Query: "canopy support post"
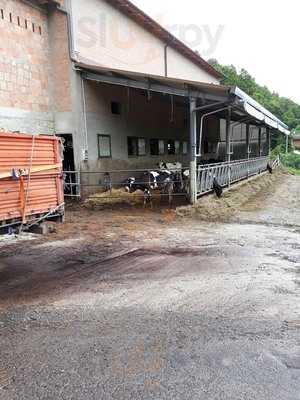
[267,128,271,157]
[246,124,251,178]
[189,98,197,205]
[226,107,232,187]
[258,127,262,157]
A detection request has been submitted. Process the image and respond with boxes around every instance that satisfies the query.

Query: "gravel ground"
[0,173,299,400]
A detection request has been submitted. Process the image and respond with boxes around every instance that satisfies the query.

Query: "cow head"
[124,177,136,193]
[158,161,167,170]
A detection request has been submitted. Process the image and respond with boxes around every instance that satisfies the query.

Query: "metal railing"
[63,171,81,198]
[62,168,190,202]
[197,156,272,196]
[63,156,280,202]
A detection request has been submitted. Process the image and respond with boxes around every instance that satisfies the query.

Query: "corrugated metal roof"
[232,87,290,135]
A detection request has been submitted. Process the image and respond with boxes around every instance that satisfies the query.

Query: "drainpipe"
[164,44,168,77]
[81,76,89,161]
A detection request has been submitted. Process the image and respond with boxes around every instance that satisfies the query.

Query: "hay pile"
[84,188,163,208]
[176,170,286,221]
[85,188,145,207]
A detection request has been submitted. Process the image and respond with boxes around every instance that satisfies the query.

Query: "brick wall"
[0,0,50,113]
[48,6,71,113]
[0,0,72,134]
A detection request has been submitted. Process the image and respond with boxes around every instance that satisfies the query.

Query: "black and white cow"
[158,161,184,192]
[124,176,152,207]
[124,170,175,207]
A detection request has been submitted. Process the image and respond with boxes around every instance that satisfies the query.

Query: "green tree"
[208,60,300,132]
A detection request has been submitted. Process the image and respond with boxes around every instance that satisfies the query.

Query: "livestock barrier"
[63,156,280,204]
[197,156,279,196]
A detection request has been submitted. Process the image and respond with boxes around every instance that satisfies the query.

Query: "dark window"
[150,139,159,156]
[150,139,164,156]
[128,137,138,157]
[25,19,28,29]
[0,10,4,19]
[98,135,112,158]
[39,26,42,35]
[167,140,175,155]
[9,13,12,23]
[111,101,121,115]
[32,22,35,32]
[17,16,20,26]
[182,141,188,155]
[128,137,146,157]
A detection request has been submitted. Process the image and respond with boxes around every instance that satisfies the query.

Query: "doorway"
[57,134,77,197]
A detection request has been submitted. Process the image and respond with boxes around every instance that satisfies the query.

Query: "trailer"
[0,132,64,232]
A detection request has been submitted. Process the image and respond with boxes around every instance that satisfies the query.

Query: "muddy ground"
[0,172,300,399]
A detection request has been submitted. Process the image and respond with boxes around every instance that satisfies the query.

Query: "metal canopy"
[81,70,229,103]
[80,67,290,135]
[231,87,290,135]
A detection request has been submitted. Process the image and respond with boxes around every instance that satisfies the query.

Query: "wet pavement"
[0,174,299,399]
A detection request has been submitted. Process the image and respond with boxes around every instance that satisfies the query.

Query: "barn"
[0,0,290,205]
[65,0,289,202]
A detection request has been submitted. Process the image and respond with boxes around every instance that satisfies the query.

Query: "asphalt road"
[0,174,299,399]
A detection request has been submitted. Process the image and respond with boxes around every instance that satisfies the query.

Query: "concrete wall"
[82,81,189,168]
[70,0,220,85]
[78,81,192,191]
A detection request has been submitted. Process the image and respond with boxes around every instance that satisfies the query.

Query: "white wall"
[83,81,190,168]
[79,81,192,192]
[70,0,220,84]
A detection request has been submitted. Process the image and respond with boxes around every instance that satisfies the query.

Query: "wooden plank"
[0,164,61,180]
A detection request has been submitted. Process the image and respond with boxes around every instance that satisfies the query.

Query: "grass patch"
[288,168,300,176]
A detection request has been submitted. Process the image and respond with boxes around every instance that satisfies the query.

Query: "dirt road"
[0,173,300,399]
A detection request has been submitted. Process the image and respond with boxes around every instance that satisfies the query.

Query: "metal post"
[189,98,197,204]
[226,107,232,186]
[258,127,262,157]
[246,123,250,178]
[267,128,271,157]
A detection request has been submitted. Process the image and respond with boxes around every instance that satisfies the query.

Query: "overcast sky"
[131,0,299,104]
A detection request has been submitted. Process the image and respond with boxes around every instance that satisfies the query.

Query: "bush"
[271,145,286,158]
[281,152,300,170]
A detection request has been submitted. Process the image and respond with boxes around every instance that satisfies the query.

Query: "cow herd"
[124,162,190,207]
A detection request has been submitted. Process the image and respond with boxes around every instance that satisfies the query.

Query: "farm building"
[0,0,290,205]
[293,135,300,151]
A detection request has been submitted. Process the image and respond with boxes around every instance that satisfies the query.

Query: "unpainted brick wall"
[48,7,71,113]
[0,0,51,113]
